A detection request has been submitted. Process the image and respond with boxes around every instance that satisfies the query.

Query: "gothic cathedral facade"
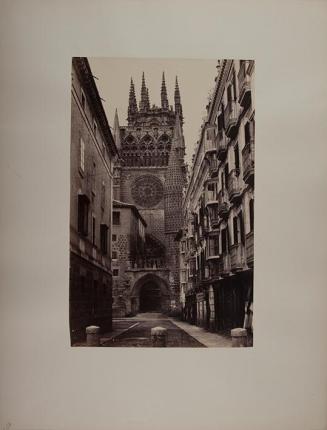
[112,73,187,315]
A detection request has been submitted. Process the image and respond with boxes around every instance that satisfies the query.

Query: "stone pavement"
[168,318,232,348]
[73,313,233,347]
[103,317,205,347]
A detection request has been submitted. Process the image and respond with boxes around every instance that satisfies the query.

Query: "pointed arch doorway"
[131,273,170,314]
[139,281,162,311]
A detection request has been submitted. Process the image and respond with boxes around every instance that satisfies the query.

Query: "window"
[233,216,239,245]
[101,182,105,209]
[232,69,237,100]
[80,138,85,172]
[222,228,228,253]
[81,90,86,110]
[78,194,89,236]
[221,172,225,190]
[207,182,215,192]
[234,143,240,172]
[112,234,117,242]
[224,163,229,185]
[100,224,108,254]
[113,211,120,225]
[92,215,96,246]
[209,236,219,256]
[92,162,96,194]
[218,112,224,132]
[113,269,119,277]
[245,121,251,146]
[249,199,254,231]
[239,211,245,244]
[112,251,118,259]
[227,85,233,104]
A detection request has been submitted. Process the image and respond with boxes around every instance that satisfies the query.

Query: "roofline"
[183,59,232,208]
[72,57,118,157]
[113,200,147,227]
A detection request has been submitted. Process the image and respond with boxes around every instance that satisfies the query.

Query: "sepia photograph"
[70,57,255,347]
[2,1,327,429]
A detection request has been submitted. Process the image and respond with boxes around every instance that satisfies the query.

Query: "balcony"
[210,216,220,229]
[209,156,219,177]
[204,138,217,155]
[207,253,220,261]
[227,169,242,204]
[230,243,246,271]
[224,100,239,138]
[199,224,209,238]
[217,190,229,219]
[205,190,218,207]
[246,230,254,267]
[238,61,252,108]
[216,130,228,161]
[218,253,231,276]
[242,141,255,186]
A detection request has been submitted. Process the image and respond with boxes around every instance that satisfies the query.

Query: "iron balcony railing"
[204,138,217,154]
[210,216,220,229]
[218,253,231,276]
[209,156,219,176]
[205,189,218,207]
[217,189,229,218]
[216,130,228,161]
[242,141,255,185]
[227,169,242,203]
[230,243,246,271]
[238,61,251,107]
[224,100,239,137]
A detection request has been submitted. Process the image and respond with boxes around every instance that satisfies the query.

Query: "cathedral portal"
[139,281,162,311]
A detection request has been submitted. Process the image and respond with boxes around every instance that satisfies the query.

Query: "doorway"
[139,281,161,311]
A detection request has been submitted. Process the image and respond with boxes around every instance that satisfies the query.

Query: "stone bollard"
[86,325,100,347]
[151,326,167,347]
[231,328,248,347]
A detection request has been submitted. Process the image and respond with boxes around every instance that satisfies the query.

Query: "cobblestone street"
[97,313,232,347]
[103,319,204,347]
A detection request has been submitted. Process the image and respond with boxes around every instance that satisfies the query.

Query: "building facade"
[179,60,254,336]
[112,73,187,315]
[70,57,118,343]
[111,200,147,316]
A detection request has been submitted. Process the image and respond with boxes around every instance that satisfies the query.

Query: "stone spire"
[174,76,183,122]
[161,72,169,109]
[113,108,121,150]
[128,77,138,122]
[139,72,149,112]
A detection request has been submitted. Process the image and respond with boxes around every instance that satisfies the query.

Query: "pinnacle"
[128,76,138,120]
[113,108,121,149]
[140,72,149,111]
[161,71,168,109]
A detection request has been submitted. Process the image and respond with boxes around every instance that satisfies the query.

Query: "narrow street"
[98,313,232,348]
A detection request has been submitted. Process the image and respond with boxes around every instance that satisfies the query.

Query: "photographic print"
[70,57,255,347]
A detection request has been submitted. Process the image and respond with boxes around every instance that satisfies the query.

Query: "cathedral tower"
[112,72,186,315]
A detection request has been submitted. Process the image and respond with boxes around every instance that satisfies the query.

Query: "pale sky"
[88,57,218,165]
